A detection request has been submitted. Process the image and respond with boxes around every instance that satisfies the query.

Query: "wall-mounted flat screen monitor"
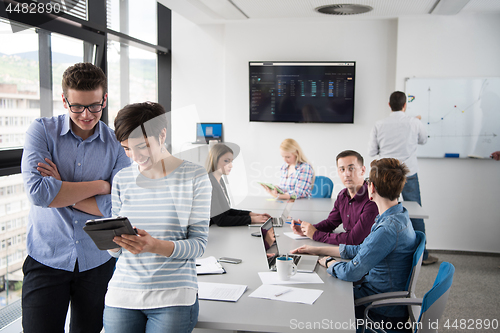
[249,61,355,123]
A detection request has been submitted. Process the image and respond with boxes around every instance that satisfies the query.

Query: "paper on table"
[283,232,309,240]
[198,282,247,302]
[249,285,323,305]
[196,256,225,275]
[258,271,324,285]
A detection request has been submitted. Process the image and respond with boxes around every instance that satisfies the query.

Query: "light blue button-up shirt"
[328,203,417,318]
[21,114,130,272]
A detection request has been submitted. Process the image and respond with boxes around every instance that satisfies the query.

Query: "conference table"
[195,196,428,332]
[196,210,356,332]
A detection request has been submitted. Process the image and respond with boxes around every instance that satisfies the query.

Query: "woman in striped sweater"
[103,102,211,333]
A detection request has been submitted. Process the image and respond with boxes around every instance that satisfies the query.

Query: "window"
[107,41,158,127]
[107,0,157,45]
[52,33,84,116]
[0,21,40,150]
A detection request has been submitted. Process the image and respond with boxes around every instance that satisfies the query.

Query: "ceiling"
[159,0,500,24]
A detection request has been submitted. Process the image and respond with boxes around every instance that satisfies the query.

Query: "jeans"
[22,256,115,333]
[355,304,410,333]
[402,173,428,260]
[103,298,199,333]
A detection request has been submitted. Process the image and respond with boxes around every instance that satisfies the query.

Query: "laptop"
[271,200,294,227]
[259,218,318,273]
[248,199,294,227]
[193,123,223,144]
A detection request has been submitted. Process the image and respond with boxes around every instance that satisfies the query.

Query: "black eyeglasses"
[365,177,376,189]
[65,96,105,113]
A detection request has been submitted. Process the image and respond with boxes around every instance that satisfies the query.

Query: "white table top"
[196,226,356,332]
[234,196,429,219]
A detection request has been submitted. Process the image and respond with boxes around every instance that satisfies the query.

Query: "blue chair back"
[406,231,426,291]
[406,231,426,322]
[417,262,455,333]
[311,176,334,198]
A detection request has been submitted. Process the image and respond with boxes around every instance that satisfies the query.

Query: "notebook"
[259,218,318,273]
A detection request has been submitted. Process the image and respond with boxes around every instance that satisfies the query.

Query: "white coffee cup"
[276,257,297,281]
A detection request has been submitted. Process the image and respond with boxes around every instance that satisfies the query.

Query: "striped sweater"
[106,160,211,309]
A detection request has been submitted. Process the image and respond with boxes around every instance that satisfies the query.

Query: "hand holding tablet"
[83,216,137,250]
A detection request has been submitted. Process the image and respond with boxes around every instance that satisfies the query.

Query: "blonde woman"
[262,139,314,199]
[207,143,270,226]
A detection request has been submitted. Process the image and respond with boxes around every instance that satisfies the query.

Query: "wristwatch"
[325,257,336,268]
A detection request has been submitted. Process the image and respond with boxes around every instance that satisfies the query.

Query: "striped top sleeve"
[108,161,211,298]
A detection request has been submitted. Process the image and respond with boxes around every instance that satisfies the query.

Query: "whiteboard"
[405,78,500,158]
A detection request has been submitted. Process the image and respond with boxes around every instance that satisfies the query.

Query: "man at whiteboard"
[368,91,437,265]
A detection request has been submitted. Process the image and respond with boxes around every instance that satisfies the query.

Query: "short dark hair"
[369,158,409,201]
[389,91,407,111]
[62,63,107,96]
[336,150,364,166]
[114,102,167,142]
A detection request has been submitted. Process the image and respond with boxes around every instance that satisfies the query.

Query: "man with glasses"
[21,63,130,332]
[290,150,378,245]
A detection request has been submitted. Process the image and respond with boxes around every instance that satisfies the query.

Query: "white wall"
[170,14,225,155]
[171,12,500,253]
[222,19,398,197]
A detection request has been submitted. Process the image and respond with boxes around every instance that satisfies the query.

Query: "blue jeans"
[103,298,199,333]
[402,173,428,260]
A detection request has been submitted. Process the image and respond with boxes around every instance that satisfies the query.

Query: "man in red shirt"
[291,150,378,245]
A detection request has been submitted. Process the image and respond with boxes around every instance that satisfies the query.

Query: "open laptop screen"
[280,200,294,223]
[260,219,279,269]
[196,123,223,143]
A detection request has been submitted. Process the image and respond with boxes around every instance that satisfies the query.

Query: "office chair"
[361,262,455,333]
[310,176,334,198]
[355,231,426,323]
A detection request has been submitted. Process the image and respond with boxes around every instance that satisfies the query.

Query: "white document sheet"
[283,232,309,240]
[249,285,323,305]
[198,282,247,302]
[196,256,225,275]
[258,271,324,285]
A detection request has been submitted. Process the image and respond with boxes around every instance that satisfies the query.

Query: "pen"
[285,221,301,226]
[274,289,292,297]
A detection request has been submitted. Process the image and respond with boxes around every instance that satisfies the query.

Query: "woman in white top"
[103,102,211,333]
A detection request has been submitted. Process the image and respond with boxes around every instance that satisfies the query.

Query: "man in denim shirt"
[292,158,417,328]
[21,63,130,332]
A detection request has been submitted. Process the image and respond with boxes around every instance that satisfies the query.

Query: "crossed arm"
[37,158,110,216]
